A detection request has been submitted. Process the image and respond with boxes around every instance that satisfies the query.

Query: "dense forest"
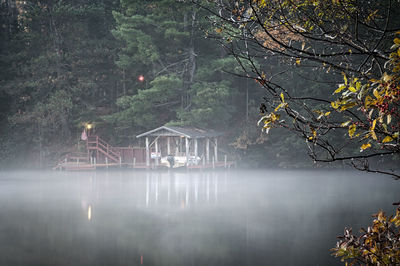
[0,0,399,174]
[0,0,286,168]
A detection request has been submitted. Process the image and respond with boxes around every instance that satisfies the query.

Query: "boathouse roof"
[136,126,222,139]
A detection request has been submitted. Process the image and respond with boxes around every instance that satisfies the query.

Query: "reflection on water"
[0,170,399,266]
[143,172,225,208]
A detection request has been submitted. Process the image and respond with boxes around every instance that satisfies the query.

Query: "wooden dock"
[53,132,234,171]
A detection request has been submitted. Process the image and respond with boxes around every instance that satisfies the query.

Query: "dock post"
[185,137,189,168]
[212,157,215,169]
[202,156,205,167]
[194,138,198,165]
[133,157,136,167]
[106,157,108,169]
[77,158,79,165]
[167,137,171,155]
[94,157,96,166]
[155,138,159,167]
[119,156,122,167]
[224,155,227,168]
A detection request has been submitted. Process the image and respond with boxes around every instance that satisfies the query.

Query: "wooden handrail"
[86,135,121,161]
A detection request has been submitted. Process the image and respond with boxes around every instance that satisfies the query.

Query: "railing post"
[119,157,122,167]
[105,157,108,169]
[133,157,136,167]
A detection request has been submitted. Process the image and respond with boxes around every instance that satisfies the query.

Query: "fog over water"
[0,170,399,266]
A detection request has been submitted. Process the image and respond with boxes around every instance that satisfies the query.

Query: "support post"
[167,137,171,155]
[206,138,210,163]
[106,157,108,169]
[194,138,198,165]
[119,156,122,167]
[224,155,227,168]
[155,138,159,167]
[214,138,218,163]
[175,138,179,156]
[212,156,215,169]
[185,137,189,167]
[145,137,150,167]
[133,157,136,166]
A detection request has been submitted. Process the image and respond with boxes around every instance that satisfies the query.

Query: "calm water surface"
[0,170,399,266]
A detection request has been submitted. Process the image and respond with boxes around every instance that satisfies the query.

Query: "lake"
[0,170,398,266]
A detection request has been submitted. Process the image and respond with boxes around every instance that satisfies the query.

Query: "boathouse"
[54,125,232,170]
[136,126,223,168]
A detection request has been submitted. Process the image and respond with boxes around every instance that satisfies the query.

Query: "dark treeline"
[0,0,342,169]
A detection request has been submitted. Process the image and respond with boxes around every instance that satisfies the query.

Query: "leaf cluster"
[332,205,400,265]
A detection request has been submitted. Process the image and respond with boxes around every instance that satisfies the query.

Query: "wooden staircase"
[53,135,122,171]
[87,135,121,163]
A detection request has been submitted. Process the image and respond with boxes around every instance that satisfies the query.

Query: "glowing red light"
[138,75,145,82]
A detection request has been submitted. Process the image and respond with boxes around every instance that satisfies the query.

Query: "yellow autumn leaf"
[296,58,301,65]
[341,121,351,127]
[215,28,223,33]
[387,114,392,124]
[324,111,331,116]
[274,103,283,112]
[343,73,348,85]
[348,86,357,92]
[334,85,346,94]
[280,92,285,102]
[371,119,377,130]
[365,96,373,108]
[382,136,393,143]
[373,89,380,99]
[340,102,357,111]
[394,38,400,44]
[348,124,356,138]
[360,143,371,151]
[356,82,361,91]
[257,0,266,7]
[371,130,377,140]
[382,124,388,133]
[331,101,339,109]
[382,73,391,82]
